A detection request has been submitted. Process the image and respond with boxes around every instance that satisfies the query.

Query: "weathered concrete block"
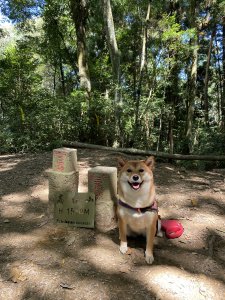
[88,166,117,232]
[47,170,79,218]
[52,148,78,173]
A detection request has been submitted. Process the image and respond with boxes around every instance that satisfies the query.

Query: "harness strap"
[118,199,158,213]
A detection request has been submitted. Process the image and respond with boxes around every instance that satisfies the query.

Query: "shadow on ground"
[0,149,225,299]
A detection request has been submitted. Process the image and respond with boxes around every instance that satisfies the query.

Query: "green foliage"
[0,85,117,152]
[0,0,225,164]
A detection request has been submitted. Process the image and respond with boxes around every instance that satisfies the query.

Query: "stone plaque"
[54,192,95,228]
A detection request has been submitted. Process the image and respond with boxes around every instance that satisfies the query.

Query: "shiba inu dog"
[117,156,161,264]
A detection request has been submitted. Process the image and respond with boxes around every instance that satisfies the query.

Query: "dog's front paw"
[145,251,154,264]
[120,242,128,254]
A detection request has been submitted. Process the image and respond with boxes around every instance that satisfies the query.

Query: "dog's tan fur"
[117,156,158,264]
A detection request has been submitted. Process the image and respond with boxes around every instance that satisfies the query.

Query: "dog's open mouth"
[128,181,143,190]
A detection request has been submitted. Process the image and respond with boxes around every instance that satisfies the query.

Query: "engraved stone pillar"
[47,148,79,219]
[88,166,117,232]
[52,148,78,173]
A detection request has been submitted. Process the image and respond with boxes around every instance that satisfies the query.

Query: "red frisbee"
[161,219,184,239]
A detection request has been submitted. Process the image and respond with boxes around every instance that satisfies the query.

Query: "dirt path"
[0,149,225,300]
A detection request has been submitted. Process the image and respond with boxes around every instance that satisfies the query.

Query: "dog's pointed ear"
[117,157,126,169]
[145,156,155,169]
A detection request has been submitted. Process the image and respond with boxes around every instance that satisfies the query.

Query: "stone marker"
[88,166,117,232]
[48,171,79,216]
[48,148,118,231]
[47,148,79,219]
[52,148,78,173]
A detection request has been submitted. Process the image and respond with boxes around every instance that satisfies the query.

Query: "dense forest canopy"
[0,0,225,167]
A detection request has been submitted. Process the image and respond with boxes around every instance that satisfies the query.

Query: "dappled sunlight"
[0,150,225,299]
[190,212,224,227]
[0,285,23,300]
[17,260,111,300]
[0,158,22,173]
[8,260,61,299]
[2,192,29,203]
[165,166,175,171]
[0,232,40,248]
[140,266,223,300]
[82,246,123,272]
[0,197,47,221]
[30,185,48,202]
[0,204,25,219]
[157,191,187,200]
[0,164,18,172]
[80,235,124,272]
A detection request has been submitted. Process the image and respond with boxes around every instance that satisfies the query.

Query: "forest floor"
[0,149,225,300]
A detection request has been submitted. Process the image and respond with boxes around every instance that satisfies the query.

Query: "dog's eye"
[139,169,144,173]
[127,169,132,173]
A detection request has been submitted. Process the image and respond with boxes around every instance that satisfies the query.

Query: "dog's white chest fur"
[118,206,155,235]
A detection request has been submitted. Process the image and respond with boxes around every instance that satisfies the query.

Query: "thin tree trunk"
[186,0,198,154]
[135,2,151,128]
[70,0,91,98]
[0,98,3,119]
[186,46,198,153]
[156,112,162,152]
[102,0,122,144]
[164,2,181,156]
[59,55,66,96]
[215,37,223,123]
[222,16,225,131]
[53,66,56,96]
[102,0,121,103]
[203,28,215,126]
[168,105,175,155]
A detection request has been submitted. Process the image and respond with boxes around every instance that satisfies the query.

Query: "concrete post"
[88,166,117,232]
[52,148,78,173]
[47,148,79,219]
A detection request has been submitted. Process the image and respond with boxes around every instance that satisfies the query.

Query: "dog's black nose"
[133,175,139,181]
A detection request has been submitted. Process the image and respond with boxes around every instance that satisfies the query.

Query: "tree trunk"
[164,2,181,156]
[102,0,122,145]
[102,0,120,103]
[70,0,91,97]
[215,36,223,123]
[59,55,66,96]
[135,2,151,127]
[53,66,56,96]
[168,107,174,155]
[185,0,198,154]
[186,46,198,153]
[222,16,225,131]
[156,112,162,152]
[131,2,151,145]
[203,28,215,126]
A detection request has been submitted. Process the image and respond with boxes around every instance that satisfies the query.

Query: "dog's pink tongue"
[132,183,140,190]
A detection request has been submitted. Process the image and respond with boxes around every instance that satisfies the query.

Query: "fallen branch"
[63,141,225,161]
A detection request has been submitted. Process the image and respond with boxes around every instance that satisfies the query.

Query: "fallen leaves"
[9,267,27,283]
[191,199,198,207]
